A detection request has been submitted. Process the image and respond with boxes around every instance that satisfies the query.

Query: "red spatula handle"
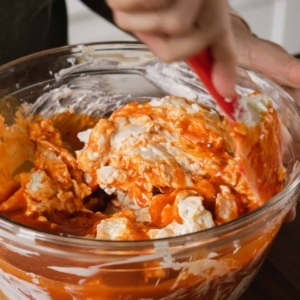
[186,49,238,120]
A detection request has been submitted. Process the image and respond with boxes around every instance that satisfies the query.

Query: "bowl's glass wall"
[0,42,299,300]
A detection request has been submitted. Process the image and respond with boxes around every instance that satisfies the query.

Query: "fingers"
[107,0,237,98]
[107,0,231,59]
[106,0,174,13]
[135,13,237,98]
[211,29,237,98]
[114,10,195,36]
[109,0,203,36]
[136,29,214,62]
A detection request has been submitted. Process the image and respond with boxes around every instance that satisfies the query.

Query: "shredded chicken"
[0,95,285,240]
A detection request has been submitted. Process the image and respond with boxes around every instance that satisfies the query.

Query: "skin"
[231,16,300,94]
[106,0,237,98]
[106,0,300,221]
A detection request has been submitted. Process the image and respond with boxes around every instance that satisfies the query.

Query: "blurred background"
[66,0,300,55]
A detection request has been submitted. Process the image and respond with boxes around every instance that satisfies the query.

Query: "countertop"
[242,204,300,299]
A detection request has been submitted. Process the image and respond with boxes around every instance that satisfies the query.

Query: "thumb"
[239,36,300,89]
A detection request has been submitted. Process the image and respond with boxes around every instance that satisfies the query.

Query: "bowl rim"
[0,41,154,73]
[0,41,300,250]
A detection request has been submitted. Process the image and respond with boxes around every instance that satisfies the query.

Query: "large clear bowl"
[0,42,299,300]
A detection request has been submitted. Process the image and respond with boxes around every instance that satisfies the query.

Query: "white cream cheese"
[234,94,270,126]
[148,192,215,239]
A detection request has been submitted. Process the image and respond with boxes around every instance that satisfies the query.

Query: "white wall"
[66,0,300,54]
[230,0,300,54]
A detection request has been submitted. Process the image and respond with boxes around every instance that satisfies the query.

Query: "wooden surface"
[242,204,300,299]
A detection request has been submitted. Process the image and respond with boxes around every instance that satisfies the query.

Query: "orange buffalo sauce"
[0,95,285,240]
[0,95,286,299]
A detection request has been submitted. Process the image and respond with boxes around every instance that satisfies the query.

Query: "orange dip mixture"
[0,95,285,240]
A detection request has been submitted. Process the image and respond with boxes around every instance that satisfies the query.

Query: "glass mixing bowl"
[0,42,299,300]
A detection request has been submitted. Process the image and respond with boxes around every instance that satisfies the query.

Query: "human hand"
[231,14,300,99]
[106,0,237,98]
[231,15,300,221]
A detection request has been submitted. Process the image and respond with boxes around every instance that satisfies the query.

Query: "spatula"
[186,49,239,121]
[186,49,285,205]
